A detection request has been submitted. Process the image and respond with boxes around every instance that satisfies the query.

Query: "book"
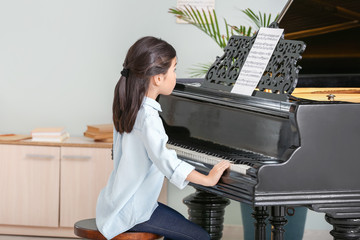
[86,124,113,133]
[31,127,69,142]
[84,131,112,140]
[31,127,66,136]
[32,132,70,142]
[0,134,32,142]
[84,123,113,142]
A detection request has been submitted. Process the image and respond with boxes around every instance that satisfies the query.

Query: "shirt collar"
[143,96,162,112]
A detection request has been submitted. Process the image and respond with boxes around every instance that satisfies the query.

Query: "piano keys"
[166,141,252,175]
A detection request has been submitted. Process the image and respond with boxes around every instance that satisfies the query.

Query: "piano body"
[158,0,360,239]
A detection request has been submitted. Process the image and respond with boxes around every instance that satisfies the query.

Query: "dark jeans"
[128,202,210,240]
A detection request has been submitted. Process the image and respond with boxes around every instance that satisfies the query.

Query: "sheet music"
[231,27,284,96]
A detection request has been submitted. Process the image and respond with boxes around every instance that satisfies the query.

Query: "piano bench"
[74,218,163,240]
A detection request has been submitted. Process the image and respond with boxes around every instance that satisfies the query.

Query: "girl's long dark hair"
[113,36,176,133]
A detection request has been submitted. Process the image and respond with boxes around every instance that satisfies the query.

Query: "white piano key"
[167,143,251,175]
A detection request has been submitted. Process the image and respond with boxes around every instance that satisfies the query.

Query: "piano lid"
[277,0,360,75]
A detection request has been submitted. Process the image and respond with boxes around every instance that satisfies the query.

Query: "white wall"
[0,0,287,136]
[0,0,331,234]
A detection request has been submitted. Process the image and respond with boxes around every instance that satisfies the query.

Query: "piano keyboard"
[166,143,251,175]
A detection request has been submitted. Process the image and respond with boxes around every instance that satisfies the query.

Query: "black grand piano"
[159,0,360,239]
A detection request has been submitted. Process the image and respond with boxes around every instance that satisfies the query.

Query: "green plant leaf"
[212,10,224,48]
[168,6,232,49]
[201,9,212,37]
[187,62,213,78]
[246,26,252,36]
[242,8,260,28]
[196,8,207,34]
[208,10,218,44]
[224,18,230,44]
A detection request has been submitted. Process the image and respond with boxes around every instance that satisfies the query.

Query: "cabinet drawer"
[60,147,112,227]
[0,145,60,227]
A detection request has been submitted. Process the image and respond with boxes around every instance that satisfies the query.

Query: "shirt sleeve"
[140,114,195,189]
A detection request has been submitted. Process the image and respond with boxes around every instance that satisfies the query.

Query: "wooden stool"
[74,218,162,240]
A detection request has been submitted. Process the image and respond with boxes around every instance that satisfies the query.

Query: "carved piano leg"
[252,206,269,240]
[269,206,288,240]
[183,188,230,240]
[325,215,360,240]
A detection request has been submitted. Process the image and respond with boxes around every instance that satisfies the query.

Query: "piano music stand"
[202,23,306,101]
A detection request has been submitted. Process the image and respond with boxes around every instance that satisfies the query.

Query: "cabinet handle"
[25,154,55,160]
[62,155,91,160]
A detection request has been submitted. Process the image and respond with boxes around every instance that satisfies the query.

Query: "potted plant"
[168,6,279,77]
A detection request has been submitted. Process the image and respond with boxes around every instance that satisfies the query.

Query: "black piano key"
[168,137,281,169]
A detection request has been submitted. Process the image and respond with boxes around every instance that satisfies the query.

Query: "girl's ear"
[152,74,164,86]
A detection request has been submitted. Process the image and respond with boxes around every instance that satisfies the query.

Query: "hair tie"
[121,68,129,78]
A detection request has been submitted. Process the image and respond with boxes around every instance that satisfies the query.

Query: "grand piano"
[159,0,360,239]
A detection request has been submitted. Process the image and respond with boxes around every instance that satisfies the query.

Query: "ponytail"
[113,36,176,133]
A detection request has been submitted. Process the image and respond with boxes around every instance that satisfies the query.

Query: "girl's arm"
[186,160,231,187]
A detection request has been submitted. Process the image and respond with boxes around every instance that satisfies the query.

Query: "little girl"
[96,36,230,240]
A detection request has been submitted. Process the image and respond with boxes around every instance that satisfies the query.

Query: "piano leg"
[325,215,360,240]
[252,206,269,240]
[269,206,288,240]
[183,188,230,240]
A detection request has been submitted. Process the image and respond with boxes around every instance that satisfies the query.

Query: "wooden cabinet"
[0,144,60,227]
[0,138,113,237]
[60,147,113,227]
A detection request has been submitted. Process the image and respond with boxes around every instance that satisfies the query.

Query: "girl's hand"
[186,160,231,187]
[205,160,231,186]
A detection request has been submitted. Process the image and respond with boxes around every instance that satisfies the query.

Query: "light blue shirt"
[96,97,195,239]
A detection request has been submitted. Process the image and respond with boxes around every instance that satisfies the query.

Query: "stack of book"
[84,124,113,142]
[31,127,70,142]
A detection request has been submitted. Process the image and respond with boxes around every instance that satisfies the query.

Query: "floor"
[0,237,74,240]
[0,224,331,240]
[0,230,332,240]
[0,237,75,240]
